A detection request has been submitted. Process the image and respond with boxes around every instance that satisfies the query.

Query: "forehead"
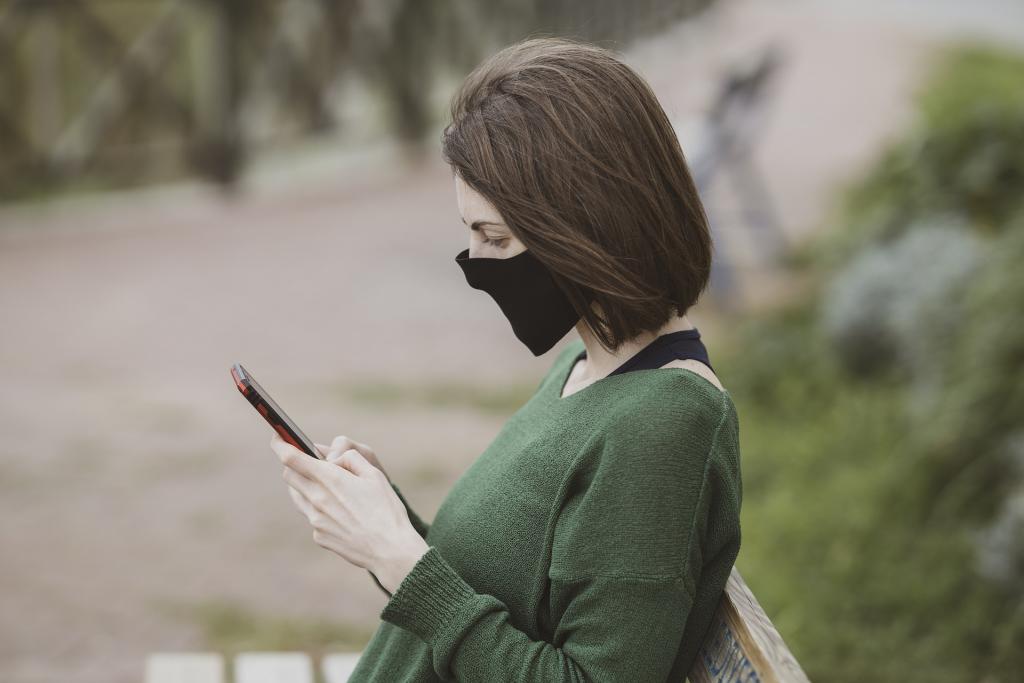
[455,175,503,222]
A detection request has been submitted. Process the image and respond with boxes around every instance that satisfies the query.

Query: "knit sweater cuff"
[379,545,476,644]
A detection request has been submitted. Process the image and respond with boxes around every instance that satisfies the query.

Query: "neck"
[574,310,696,381]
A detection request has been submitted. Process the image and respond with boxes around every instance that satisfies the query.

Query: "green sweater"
[350,338,742,682]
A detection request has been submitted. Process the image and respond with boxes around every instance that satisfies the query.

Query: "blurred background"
[1,0,1023,681]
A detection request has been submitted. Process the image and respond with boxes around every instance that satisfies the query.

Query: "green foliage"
[728,291,1024,682]
[730,41,1024,681]
[819,218,984,380]
[810,43,1024,272]
[908,219,1024,528]
[917,44,1024,129]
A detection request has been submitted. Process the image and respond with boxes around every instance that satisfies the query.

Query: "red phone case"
[231,363,321,459]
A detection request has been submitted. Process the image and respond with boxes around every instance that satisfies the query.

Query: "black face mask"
[456,247,581,356]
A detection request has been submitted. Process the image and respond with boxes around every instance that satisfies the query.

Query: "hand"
[271,434,428,592]
[314,435,391,484]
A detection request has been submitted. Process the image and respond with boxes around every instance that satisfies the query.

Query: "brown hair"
[441,36,713,353]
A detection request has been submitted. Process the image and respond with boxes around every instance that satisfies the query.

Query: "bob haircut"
[441,36,713,353]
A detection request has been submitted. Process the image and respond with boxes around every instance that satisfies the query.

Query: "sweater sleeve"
[378,386,730,681]
[374,347,582,596]
[369,481,433,597]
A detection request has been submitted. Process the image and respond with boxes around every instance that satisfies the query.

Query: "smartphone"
[231,362,322,459]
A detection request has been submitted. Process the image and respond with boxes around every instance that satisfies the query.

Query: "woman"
[271,36,742,681]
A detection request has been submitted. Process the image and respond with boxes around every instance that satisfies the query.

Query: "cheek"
[477,242,506,259]
[468,233,492,257]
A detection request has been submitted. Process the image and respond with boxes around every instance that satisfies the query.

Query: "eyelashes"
[483,237,509,248]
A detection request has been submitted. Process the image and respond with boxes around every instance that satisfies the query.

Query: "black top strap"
[577,327,715,376]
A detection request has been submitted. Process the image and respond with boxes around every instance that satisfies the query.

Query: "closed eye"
[484,237,509,247]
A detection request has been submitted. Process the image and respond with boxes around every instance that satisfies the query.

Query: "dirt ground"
[2,0,1011,680]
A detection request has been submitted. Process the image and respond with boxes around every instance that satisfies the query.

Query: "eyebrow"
[461,217,504,231]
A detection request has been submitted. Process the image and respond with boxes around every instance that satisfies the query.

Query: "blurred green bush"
[726,42,1024,682]
[813,44,1024,272]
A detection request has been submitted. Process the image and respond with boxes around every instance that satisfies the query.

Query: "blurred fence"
[0,0,715,201]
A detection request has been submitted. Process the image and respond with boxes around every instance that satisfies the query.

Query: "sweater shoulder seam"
[548,570,691,585]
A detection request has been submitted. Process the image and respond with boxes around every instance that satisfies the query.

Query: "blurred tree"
[813,44,1024,271]
[0,0,716,199]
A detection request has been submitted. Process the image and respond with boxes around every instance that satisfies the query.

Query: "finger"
[330,435,354,450]
[328,437,385,477]
[288,485,314,517]
[329,435,376,461]
[282,464,321,506]
[335,447,378,478]
[272,434,324,481]
[315,443,331,457]
[293,486,345,534]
